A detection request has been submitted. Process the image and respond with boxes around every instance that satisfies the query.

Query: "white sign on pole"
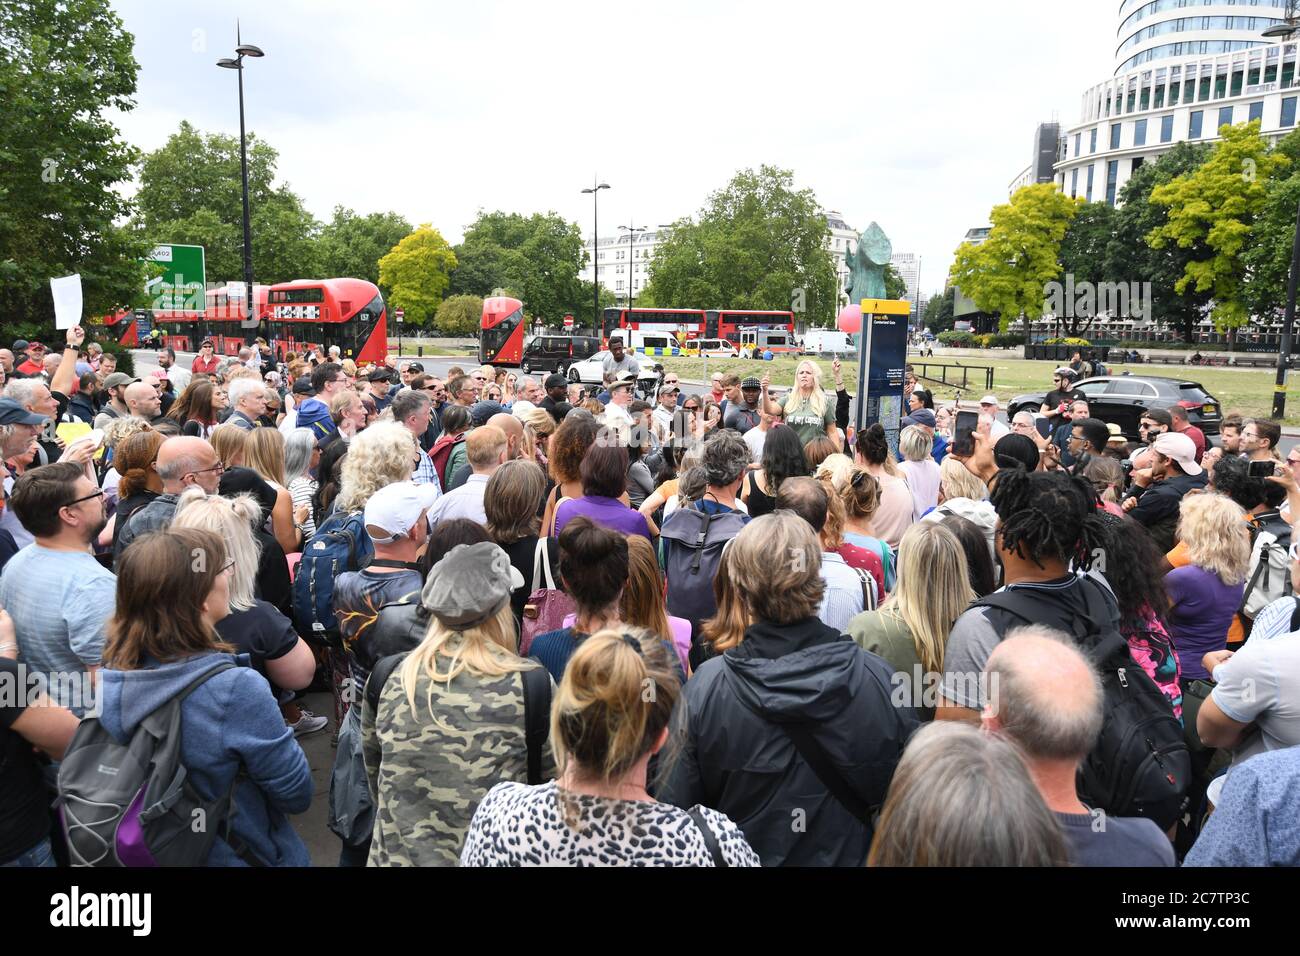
[50,274,83,330]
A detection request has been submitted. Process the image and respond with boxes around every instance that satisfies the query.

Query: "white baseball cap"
[979,395,998,407]
[364,481,439,542]
[1152,432,1202,476]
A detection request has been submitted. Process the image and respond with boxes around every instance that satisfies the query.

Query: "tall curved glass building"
[1056,1,1298,204]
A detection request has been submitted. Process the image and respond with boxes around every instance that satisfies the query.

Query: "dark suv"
[1008,375,1222,440]
[520,335,601,375]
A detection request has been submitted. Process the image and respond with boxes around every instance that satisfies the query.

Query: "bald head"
[0,349,12,372]
[486,412,524,459]
[984,626,1103,762]
[124,381,161,418]
[155,437,219,492]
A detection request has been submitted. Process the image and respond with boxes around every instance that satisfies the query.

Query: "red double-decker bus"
[601,307,707,345]
[479,296,526,366]
[600,307,795,350]
[706,309,797,350]
[107,278,388,364]
[263,278,387,365]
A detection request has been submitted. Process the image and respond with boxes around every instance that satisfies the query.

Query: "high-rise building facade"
[1055,2,1298,205]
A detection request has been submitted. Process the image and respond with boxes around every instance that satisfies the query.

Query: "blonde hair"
[938,454,988,502]
[815,453,855,491]
[209,422,248,468]
[551,628,679,785]
[103,415,152,452]
[883,522,973,673]
[243,426,287,487]
[1177,493,1251,586]
[398,604,531,718]
[525,408,556,438]
[171,487,263,612]
[701,545,750,653]
[620,536,672,642]
[329,390,361,422]
[335,421,416,514]
[818,474,848,550]
[793,360,828,418]
[898,424,933,462]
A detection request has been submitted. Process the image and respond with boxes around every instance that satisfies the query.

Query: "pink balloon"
[837,304,862,335]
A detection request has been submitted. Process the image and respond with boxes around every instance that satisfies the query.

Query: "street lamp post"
[1264,11,1300,416]
[217,23,265,345]
[582,180,610,337]
[619,224,647,311]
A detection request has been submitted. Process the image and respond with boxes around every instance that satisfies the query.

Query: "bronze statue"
[844,221,893,303]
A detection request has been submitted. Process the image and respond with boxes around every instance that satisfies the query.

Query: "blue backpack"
[292,510,373,647]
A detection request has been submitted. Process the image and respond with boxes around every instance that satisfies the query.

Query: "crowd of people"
[1,329,1297,869]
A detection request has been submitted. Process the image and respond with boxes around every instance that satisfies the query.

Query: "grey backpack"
[660,505,749,625]
[57,662,260,866]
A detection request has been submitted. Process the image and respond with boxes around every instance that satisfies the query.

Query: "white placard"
[50,274,82,330]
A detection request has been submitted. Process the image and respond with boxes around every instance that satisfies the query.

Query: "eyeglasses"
[684,404,699,412]
[62,489,104,509]
[187,461,226,478]
[219,559,236,575]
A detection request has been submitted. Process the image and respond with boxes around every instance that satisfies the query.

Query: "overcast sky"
[109,0,1118,297]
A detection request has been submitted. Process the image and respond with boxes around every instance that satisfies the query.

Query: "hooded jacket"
[294,397,336,442]
[657,617,918,866]
[97,652,313,866]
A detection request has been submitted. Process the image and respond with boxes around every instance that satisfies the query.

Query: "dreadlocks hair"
[988,466,1106,572]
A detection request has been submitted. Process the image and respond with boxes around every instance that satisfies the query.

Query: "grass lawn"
[658,353,1300,425]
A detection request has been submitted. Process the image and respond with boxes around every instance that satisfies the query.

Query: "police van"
[626,330,680,357]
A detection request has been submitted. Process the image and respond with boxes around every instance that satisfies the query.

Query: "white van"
[802,330,851,355]
[683,338,738,357]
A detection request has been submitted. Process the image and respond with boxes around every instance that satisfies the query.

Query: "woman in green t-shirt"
[764,360,839,449]
[847,521,972,720]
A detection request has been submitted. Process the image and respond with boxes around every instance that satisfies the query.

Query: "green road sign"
[144,244,207,313]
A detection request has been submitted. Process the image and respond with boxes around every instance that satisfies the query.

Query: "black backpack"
[975,576,1190,831]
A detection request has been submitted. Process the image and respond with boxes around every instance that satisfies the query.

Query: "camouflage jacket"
[361,655,557,867]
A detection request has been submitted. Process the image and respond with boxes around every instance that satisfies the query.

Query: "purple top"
[1165,565,1244,681]
[554,495,652,540]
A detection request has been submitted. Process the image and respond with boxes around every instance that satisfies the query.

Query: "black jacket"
[657,617,918,866]
[1122,469,1208,552]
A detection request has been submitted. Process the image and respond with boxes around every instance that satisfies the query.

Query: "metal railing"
[911,362,995,395]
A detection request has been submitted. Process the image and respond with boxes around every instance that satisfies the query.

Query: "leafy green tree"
[318,207,414,289]
[923,287,956,333]
[1242,129,1300,323]
[1148,120,1287,333]
[949,183,1081,332]
[378,224,457,325]
[884,264,908,302]
[1105,142,1213,342]
[433,294,482,337]
[0,0,150,323]
[448,211,586,324]
[645,166,837,324]
[1054,202,1116,335]
[134,121,322,285]
[569,281,616,333]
